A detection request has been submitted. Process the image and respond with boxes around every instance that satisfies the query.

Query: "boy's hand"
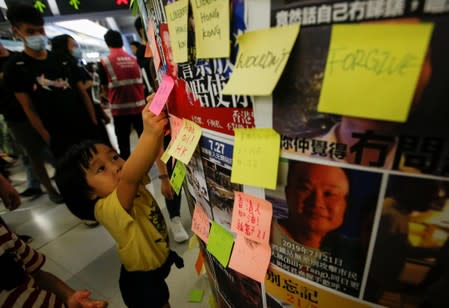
[142,95,168,137]
[67,290,107,308]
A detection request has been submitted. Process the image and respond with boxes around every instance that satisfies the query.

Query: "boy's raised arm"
[117,96,168,211]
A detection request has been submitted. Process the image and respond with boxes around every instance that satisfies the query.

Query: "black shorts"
[119,251,183,308]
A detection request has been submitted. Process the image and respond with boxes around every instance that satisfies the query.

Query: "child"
[55,100,183,308]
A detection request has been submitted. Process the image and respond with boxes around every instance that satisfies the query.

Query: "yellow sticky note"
[231,128,280,190]
[191,0,229,59]
[221,24,300,96]
[229,235,271,283]
[165,0,188,63]
[206,222,234,267]
[167,119,202,164]
[318,23,434,123]
[160,141,173,164]
[169,160,186,195]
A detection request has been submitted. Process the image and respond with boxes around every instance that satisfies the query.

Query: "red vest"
[101,48,145,116]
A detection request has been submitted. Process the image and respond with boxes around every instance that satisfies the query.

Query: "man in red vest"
[99,30,145,159]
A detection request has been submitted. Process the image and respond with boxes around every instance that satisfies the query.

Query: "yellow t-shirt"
[94,181,170,271]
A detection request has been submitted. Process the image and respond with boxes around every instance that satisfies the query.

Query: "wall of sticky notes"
[141,0,449,307]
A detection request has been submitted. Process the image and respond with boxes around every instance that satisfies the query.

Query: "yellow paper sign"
[231,128,280,190]
[165,0,188,63]
[318,23,434,123]
[221,24,300,96]
[191,0,230,59]
[169,160,187,195]
[266,266,374,308]
[167,119,202,164]
[206,222,234,267]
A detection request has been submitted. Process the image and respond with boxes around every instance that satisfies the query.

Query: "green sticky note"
[169,160,187,195]
[206,222,234,267]
[188,289,204,303]
[318,23,434,122]
[231,128,280,190]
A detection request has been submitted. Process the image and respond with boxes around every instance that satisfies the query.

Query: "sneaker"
[49,193,64,204]
[82,220,99,228]
[20,188,44,201]
[18,234,33,244]
[171,216,189,243]
[20,187,43,198]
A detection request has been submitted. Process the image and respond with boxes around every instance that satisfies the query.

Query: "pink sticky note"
[169,114,183,141]
[231,192,273,244]
[229,234,271,283]
[192,203,211,243]
[149,75,175,115]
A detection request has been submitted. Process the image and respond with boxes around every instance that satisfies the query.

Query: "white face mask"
[71,47,82,59]
[24,34,48,51]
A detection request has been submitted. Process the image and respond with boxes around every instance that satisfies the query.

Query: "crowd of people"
[0,3,188,307]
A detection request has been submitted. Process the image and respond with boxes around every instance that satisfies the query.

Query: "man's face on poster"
[285,163,349,237]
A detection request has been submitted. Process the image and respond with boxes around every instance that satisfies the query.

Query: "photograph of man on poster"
[271,160,382,296]
[365,175,449,308]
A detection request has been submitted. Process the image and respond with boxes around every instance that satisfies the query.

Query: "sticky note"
[144,41,153,58]
[167,119,202,164]
[192,203,211,243]
[149,75,174,115]
[169,160,186,195]
[169,114,183,141]
[188,289,204,303]
[165,0,188,63]
[221,24,300,96]
[191,0,229,59]
[318,23,434,122]
[194,249,205,275]
[206,222,234,267]
[231,128,280,189]
[147,19,161,70]
[161,141,173,164]
[231,192,272,244]
[229,235,271,283]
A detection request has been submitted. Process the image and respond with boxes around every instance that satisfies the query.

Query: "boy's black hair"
[6,3,44,27]
[54,140,105,221]
[104,30,123,48]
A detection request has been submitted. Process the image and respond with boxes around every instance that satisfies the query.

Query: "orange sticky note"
[229,235,271,283]
[167,119,202,164]
[191,203,211,243]
[169,114,183,141]
[231,192,272,244]
[194,249,205,275]
[147,19,161,70]
[144,41,153,58]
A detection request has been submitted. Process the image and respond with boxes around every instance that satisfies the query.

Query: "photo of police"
[270,160,382,296]
[365,176,449,308]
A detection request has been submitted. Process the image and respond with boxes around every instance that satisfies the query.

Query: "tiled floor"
[1,138,211,307]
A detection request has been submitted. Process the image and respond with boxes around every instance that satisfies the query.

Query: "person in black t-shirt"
[4,4,98,159]
[0,42,62,202]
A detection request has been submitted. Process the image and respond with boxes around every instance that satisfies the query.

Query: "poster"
[141,0,449,307]
[268,160,382,297]
[200,134,242,231]
[270,0,449,175]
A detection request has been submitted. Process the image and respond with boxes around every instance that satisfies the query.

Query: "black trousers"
[113,114,143,159]
[118,251,184,308]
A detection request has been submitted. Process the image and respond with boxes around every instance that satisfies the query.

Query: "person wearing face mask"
[51,34,111,147]
[4,4,99,159]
